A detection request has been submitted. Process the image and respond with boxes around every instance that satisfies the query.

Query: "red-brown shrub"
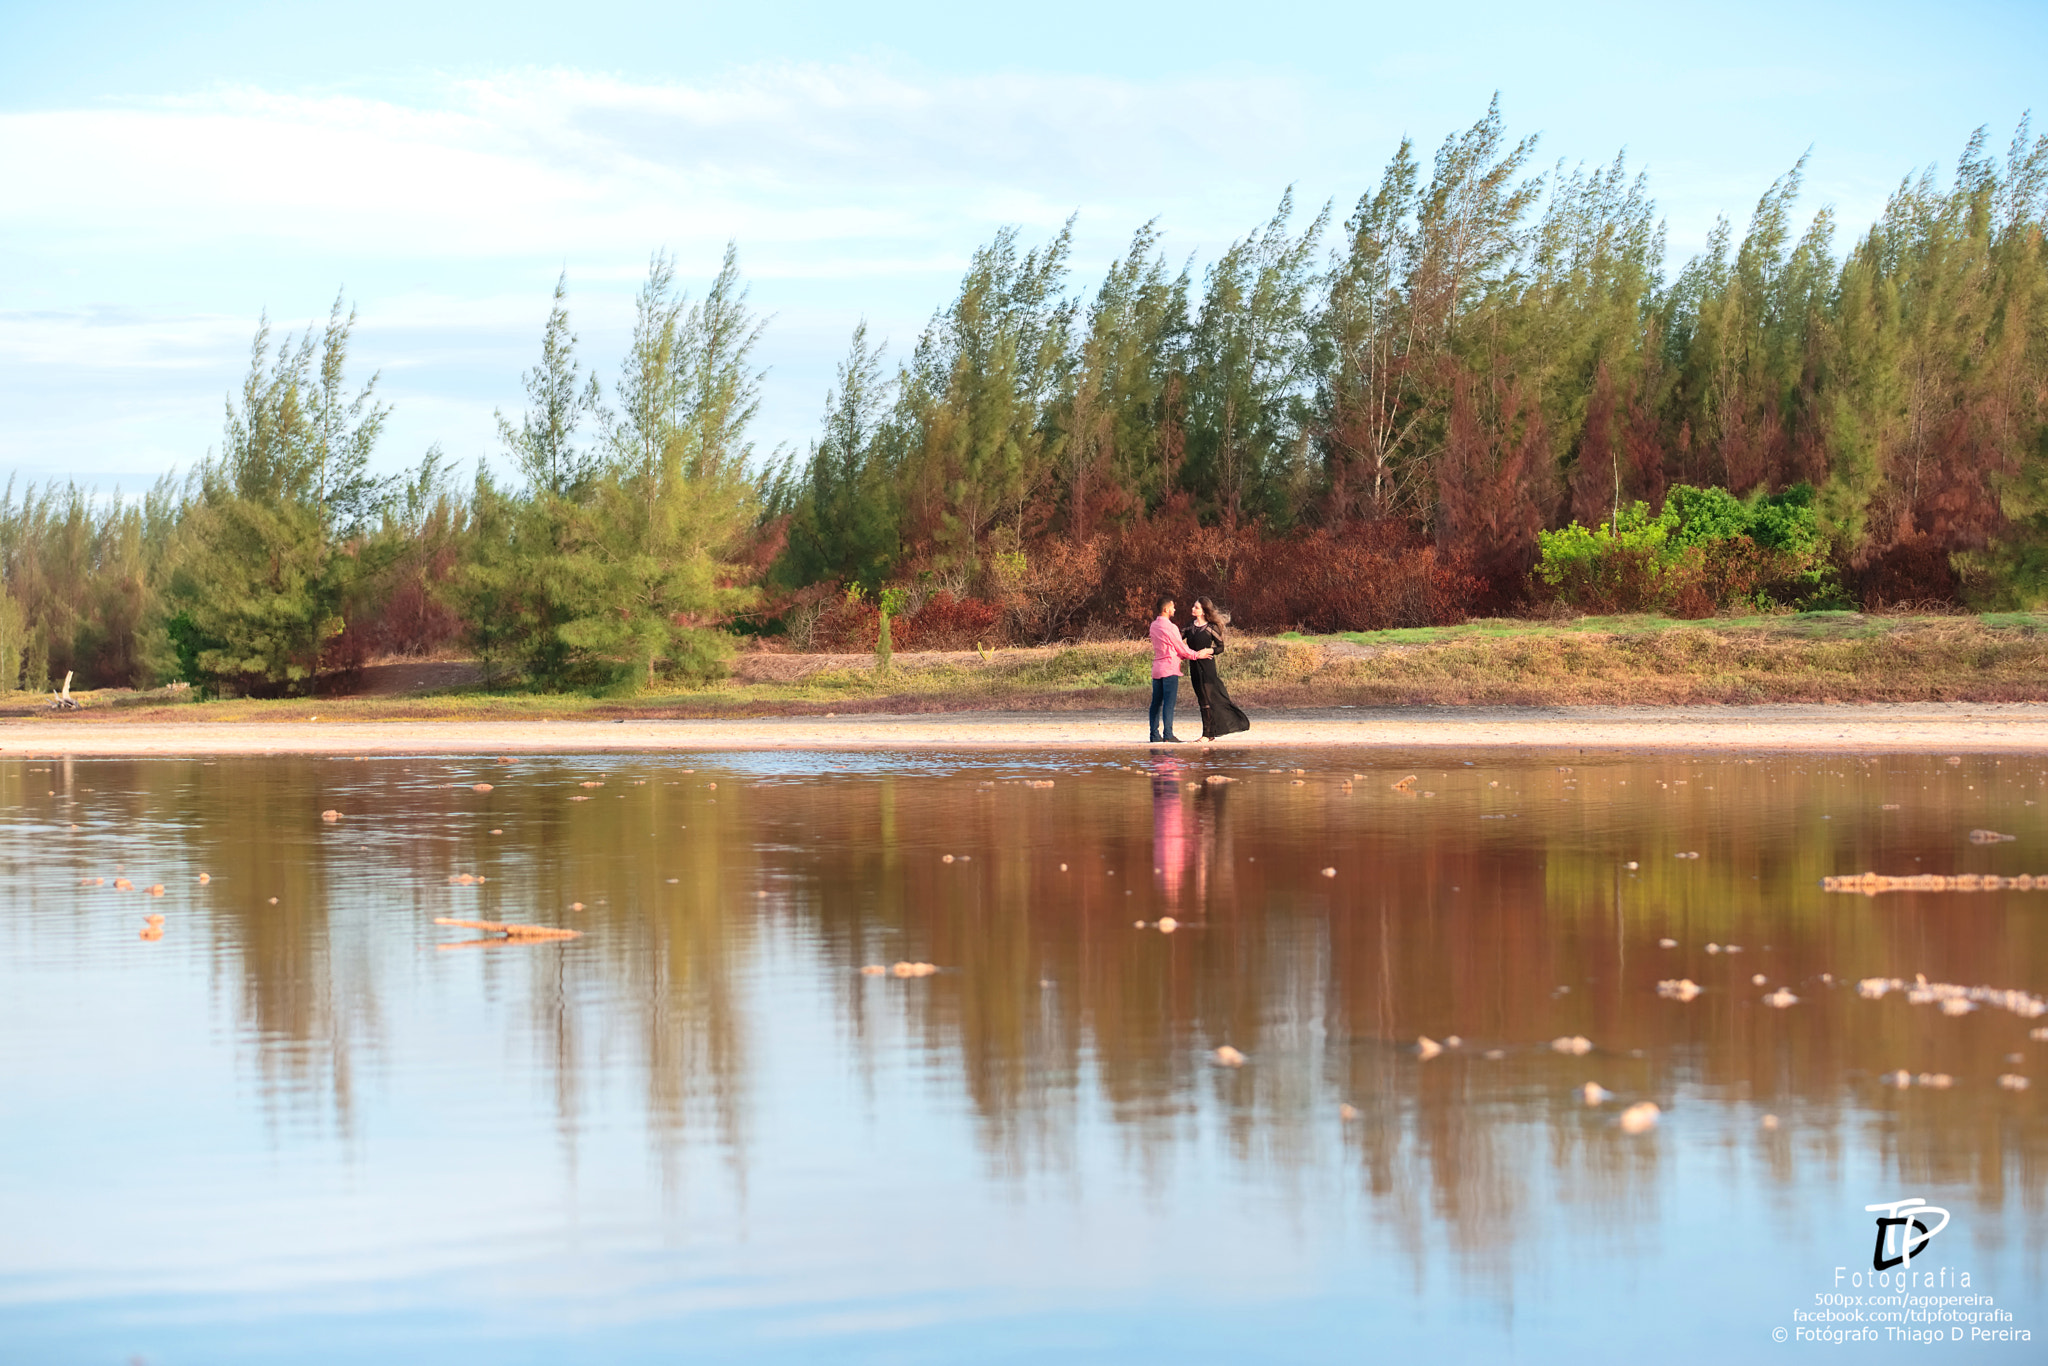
[895,592,1002,650]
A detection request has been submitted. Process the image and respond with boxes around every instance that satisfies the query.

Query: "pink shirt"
[1149,616,1202,680]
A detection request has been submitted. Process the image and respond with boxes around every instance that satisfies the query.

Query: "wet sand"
[6,702,2048,755]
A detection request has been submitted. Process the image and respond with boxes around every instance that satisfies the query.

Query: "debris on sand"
[1619,1102,1660,1134]
[1826,871,2048,895]
[1857,976,2046,1018]
[434,917,580,942]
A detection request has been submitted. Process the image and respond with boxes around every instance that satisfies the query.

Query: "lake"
[1,748,2043,1362]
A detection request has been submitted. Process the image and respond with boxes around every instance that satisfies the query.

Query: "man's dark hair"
[1152,594,1174,617]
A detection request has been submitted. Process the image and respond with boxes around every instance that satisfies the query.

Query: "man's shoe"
[1163,735,1186,743]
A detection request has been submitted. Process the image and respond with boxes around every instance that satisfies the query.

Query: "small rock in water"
[1444,1035,1462,1048]
[2030,1026,2048,1041]
[1320,867,1336,878]
[1939,997,1976,1016]
[1658,937,1677,948]
[139,925,162,941]
[1416,1036,1443,1060]
[568,902,585,912]
[143,913,164,927]
[1760,1114,1780,1130]
[1763,988,1799,1008]
[1551,1036,1593,1055]
[1133,920,1146,928]
[1657,979,1702,1002]
[891,961,938,978]
[321,810,341,822]
[1059,863,1068,871]
[1581,1082,1613,1105]
[859,965,887,976]
[1213,1045,1246,1067]
[1968,829,2016,844]
[1392,775,1417,791]
[1339,1103,1359,1121]
[471,783,494,793]
[145,884,164,896]
[1881,1069,1914,1088]
[1483,1048,1506,1060]
[1625,861,1639,870]
[197,873,210,885]
[1706,943,1721,954]
[1752,974,1768,986]
[1618,1102,1660,1134]
[1998,1074,2031,1091]
[942,854,955,864]
[1157,916,1178,934]
[266,897,278,905]
[1917,1073,1954,1089]
[1946,756,1963,766]
[1723,944,1742,954]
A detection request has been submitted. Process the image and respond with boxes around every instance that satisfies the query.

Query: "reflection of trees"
[91,750,2047,1272]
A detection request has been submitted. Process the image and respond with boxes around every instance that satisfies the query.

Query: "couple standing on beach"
[1147,595,1251,744]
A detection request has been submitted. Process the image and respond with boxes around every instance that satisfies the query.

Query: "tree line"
[4,100,2045,694]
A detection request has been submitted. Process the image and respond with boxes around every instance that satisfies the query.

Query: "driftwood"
[433,917,580,941]
[1823,872,2048,895]
[49,670,78,711]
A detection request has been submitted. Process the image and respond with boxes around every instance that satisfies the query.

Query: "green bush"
[1536,484,1842,614]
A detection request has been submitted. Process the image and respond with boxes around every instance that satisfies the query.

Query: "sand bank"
[5,703,2048,756]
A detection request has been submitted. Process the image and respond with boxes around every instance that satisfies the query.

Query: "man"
[1147,595,1211,744]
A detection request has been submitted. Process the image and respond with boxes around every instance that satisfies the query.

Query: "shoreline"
[5,703,2048,756]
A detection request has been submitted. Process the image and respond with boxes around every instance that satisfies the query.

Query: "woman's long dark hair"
[1195,596,1226,642]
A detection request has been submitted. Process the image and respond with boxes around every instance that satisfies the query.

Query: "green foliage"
[1537,484,1839,612]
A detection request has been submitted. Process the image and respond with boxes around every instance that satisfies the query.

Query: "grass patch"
[16,612,2048,723]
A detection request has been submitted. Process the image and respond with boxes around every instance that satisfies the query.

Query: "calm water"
[1,749,2044,1363]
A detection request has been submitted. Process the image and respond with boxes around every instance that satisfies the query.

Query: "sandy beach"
[6,702,2048,756]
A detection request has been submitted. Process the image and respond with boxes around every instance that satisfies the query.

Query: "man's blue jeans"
[1149,675,1179,741]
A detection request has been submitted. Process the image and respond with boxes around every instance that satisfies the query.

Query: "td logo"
[1865,1197,1951,1270]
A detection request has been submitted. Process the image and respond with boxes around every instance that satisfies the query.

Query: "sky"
[1,0,2042,492]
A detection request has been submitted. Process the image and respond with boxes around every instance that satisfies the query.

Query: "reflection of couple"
[1147,595,1251,745]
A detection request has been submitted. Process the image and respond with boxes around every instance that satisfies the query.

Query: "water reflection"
[1,749,2043,1359]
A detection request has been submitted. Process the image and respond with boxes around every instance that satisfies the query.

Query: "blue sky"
[2,0,2042,490]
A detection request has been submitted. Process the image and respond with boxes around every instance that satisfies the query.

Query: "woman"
[1184,597,1250,741]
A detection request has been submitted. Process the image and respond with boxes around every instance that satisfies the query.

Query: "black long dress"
[1183,624,1250,739]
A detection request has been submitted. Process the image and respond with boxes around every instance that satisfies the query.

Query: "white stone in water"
[1753,974,1768,986]
[1881,1069,1913,1088]
[1321,867,1337,878]
[1658,937,1677,948]
[1998,1074,2031,1091]
[1940,998,1976,1016]
[1444,1035,1461,1048]
[1706,943,1721,954]
[1618,1102,1660,1134]
[1764,988,1799,1008]
[1416,1036,1443,1060]
[1157,916,1178,934]
[1760,1114,1780,1130]
[1551,1036,1593,1055]
[1339,1103,1360,1121]
[1213,1045,1246,1067]
[1581,1082,1613,1105]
